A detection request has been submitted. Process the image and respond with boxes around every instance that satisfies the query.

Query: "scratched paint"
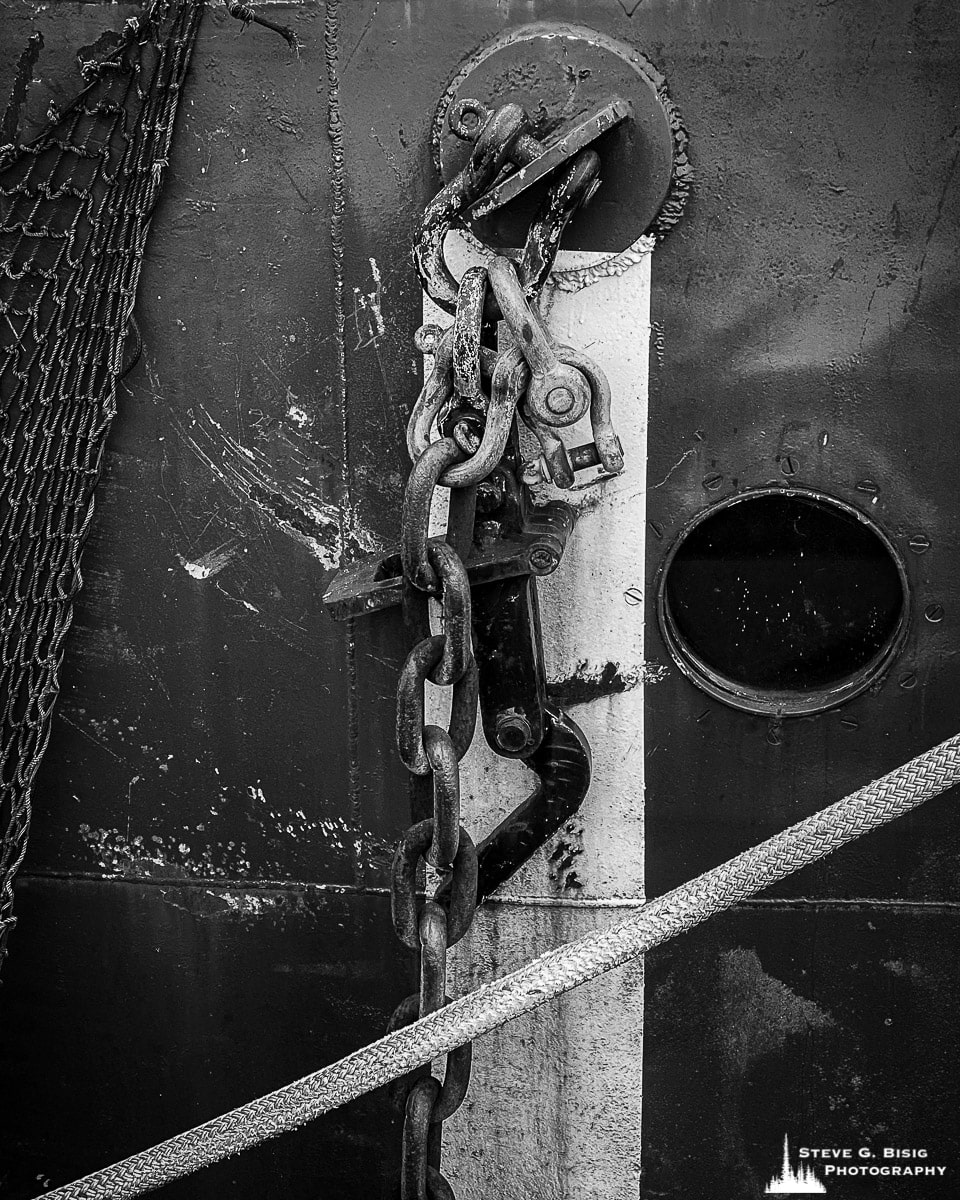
[175,399,376,570]
[176,539,238,579]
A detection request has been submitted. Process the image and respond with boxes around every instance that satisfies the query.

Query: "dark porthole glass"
[658,490,908,715]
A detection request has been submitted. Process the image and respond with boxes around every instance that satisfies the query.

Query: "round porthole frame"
[655,485,912,718]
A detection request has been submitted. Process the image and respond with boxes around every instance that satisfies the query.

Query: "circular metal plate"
[433,22,689,268]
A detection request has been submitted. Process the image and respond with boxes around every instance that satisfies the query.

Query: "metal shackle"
[407,325,501,463]
[437,344,529,488]
[486,255,591,427]
[414,104,530,313]
[520,343,622,489]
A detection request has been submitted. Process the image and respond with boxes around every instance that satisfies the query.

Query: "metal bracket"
[459,97,632,219]
[435,703,592,906]
[322,500,574,622]
[472,573,547,758]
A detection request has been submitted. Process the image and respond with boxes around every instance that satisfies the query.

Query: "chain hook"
[416,101,602,316]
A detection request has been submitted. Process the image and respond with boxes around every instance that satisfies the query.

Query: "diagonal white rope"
[39,732,960,1200]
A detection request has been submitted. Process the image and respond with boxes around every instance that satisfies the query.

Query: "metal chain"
[389,295,483,1200]
[388,99,619,1196]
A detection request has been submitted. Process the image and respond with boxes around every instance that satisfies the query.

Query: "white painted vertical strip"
[423,240,652,1198]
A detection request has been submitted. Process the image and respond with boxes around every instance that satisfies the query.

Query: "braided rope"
[39,732,960,1200]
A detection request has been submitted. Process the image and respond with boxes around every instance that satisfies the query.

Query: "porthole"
[657,488,909,716]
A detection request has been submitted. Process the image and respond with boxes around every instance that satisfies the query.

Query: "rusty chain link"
[389,96,625,1197]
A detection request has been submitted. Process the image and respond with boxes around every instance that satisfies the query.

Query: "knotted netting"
[0,0,203,974]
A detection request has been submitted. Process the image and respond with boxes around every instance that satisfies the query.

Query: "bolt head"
[545,386,576,416]
[496,713,533,753]
[529,546,559,574]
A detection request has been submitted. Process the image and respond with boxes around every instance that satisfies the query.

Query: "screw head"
[924,603,944,623]
[496,713,533,753]
[780,455,800,477]
[702,472,723,491]
[414,323,443,355]
[908,533,931,554]
[899,671,918,690]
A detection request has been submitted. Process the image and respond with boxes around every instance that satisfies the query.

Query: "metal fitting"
[495,712,534,754]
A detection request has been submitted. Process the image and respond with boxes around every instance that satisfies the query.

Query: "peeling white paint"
[77,823,253,880]
[368,256,385,335]
[76,805,392,882]
[218,892,279,918]
[176,540,237,580]
[351,257,386,349]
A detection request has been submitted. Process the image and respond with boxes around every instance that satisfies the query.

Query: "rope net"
[0,0,202,973]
